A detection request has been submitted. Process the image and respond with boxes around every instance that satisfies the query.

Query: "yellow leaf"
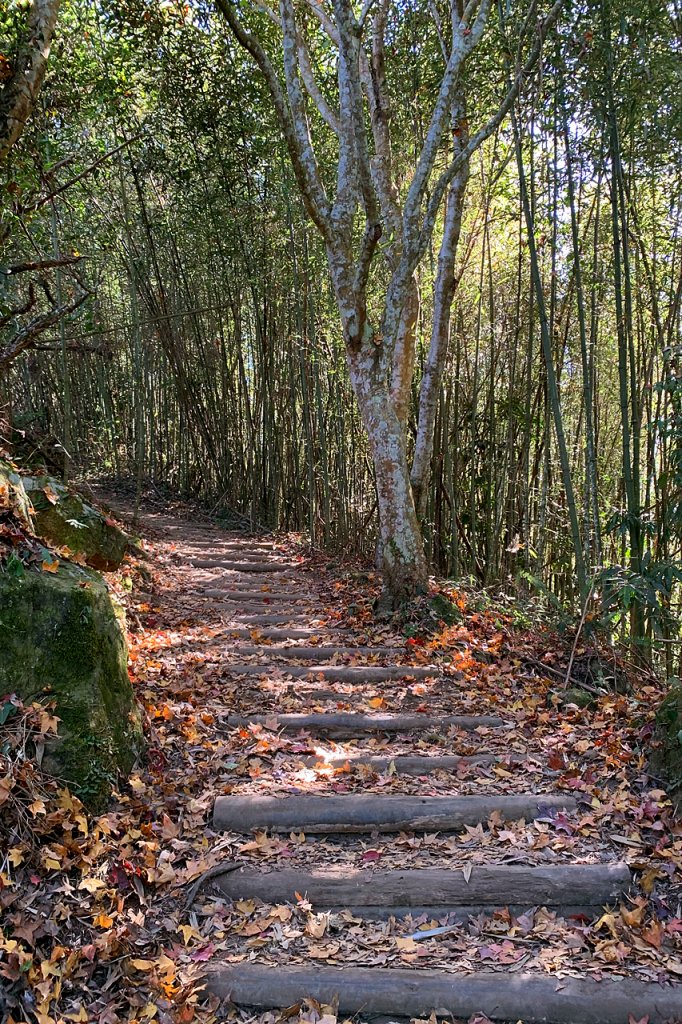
[396,937,419,952]
[8,847,24,867]
[130,959,156,972]
[29,799,46,816]
[93,913,113,929]
[595,913,620,939]
[178,924,201,944]
[40,711,60,735]
[235,899,256,914]
[367,697,385,708]
[79,877,106,893]
[41,559,60,573]
[269,905,292,922]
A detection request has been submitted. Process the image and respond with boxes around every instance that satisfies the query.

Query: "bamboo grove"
[1,0,681,659]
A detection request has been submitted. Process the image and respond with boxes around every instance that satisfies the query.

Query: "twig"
[183,860,242,909]
[565,580,596,688]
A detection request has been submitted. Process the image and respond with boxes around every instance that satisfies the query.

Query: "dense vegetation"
[1,0,681,657]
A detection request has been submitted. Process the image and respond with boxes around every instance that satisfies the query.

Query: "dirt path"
[108,498,682,1024]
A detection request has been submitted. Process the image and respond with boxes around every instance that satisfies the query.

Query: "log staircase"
[162,526,682,1024]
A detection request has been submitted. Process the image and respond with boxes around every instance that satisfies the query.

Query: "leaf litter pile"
[2,498,682,1024]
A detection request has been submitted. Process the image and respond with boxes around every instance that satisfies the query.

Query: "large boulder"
[22,474,128,571]
[654,679,682,807]
[0,557,143,806]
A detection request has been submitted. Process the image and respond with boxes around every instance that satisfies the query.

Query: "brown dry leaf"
[306,913,328,939]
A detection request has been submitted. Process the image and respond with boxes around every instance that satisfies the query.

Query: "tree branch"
[215,0,331,236]
[1,255,84,276]
[0,288,91,369]
[0,0,61,164]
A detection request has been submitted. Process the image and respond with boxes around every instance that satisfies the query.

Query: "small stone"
[558,688,597,709]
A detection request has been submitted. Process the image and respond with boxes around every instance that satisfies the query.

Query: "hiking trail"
[111,497,682,1024]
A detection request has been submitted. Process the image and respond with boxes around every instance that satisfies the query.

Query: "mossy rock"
[0,559,143,806]
[428,592,462,626]
[0,458,34,531]
[557,687,597,709]
[22,474,128,571]
[653,679,682,804]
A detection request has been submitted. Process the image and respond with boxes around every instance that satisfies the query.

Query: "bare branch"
[295,25,341,133]
[215,0,331,236]
[358,0,377,30]
[1,255,84,276]
[0,288,91,369]
[400,0,488,252]
[0,285,36,331]
[418,0,562,263]
[429,1,449,62]
[24,134,144,211]
[301,0,340,45]
[333,0,380,226]
[254,0,339,130]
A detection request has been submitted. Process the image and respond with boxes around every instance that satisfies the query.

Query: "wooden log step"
[212,793,575,833]
[200,591,310,602]
[296,752,506,773]
[223,665,438,681]
[190,548,281,559]
[214,862,630,908]
[187,541,277,550]
[197,585,299,593]
[197,573,301,585]
[205,964,682,1023]
[190,560,296,572]
[193,553,282,561]
[186,544,274,552]
[228,645,407,661]
[212,598,307,614]
[225,628,319,640]
[281,903,601,922]
[224,711,502,733]
[201,589,305,602]
[225,614,311,625]
[187,548,278,558]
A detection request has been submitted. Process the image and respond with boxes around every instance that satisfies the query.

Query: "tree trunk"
[347,342,427,603]
[0,0,61,165]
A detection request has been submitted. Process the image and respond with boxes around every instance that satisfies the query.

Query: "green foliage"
[595,558,682,638]
[1,0,680,665]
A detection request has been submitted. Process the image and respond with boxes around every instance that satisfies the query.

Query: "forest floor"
[2,493,682,1024]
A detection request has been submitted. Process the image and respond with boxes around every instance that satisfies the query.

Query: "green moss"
[557,688,597,709]
[0,560,143,807]
[22,475,128,571]
[654,680,682,805]
[428,592,462,626]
